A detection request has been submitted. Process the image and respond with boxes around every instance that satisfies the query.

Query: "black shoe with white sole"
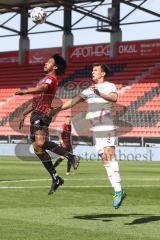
[48,176,64,195]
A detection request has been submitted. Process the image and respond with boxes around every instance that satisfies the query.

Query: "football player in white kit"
[54,63,126,209]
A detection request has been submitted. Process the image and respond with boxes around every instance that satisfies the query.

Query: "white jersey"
[80,81,118,132]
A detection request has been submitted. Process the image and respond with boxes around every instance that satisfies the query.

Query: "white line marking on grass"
[0,177,160,183]
[0,186,49,189]
[0,185,160,189]
[0,179,50,183]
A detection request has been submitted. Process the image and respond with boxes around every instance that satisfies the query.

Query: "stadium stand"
[0,55,160,143]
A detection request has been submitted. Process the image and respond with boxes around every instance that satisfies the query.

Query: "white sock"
[104,159,122,192]
[110,160,122,192]
[104,162,114,187]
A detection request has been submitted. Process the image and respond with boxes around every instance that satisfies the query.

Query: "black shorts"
[30,110,52,141]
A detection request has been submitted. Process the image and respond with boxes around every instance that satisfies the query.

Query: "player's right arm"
[47,91,87,118]
[61,95,84,110]
[15,83,48,95]
[49,95,84,117]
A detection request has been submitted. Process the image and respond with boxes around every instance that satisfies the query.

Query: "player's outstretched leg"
[34,150,64,195]
[43,141,81,167]
[103,156,126,209]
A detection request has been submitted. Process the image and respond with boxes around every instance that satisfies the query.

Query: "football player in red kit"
[53,116,79,175]
[15,54,79,195]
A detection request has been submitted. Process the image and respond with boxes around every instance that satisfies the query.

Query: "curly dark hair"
[51,54,67,76]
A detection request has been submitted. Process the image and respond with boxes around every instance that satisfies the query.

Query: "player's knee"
[35,139,46,148]
[32,143,43,155]
[38,142,45,148]
[35,131,47,148]
[102,152,114,165]
[102,151,110,162]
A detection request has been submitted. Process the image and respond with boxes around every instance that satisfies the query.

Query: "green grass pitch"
[0,156,160,240]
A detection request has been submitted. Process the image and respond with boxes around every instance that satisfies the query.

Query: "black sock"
[67,159,72,173]
[53,157,64,168]
[43,141,73,159]
[36,151,58,180]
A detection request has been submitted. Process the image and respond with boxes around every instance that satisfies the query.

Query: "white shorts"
[93,130,117,153]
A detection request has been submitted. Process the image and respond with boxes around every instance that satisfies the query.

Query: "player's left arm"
[92,86,118,102]
[15,83,49,95]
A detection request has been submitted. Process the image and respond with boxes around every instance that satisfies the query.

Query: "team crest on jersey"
[45,78,52,84]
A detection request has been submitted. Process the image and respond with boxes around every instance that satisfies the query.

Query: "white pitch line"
[0,177,160,183]
[0,185,160,189]
[0,179,50,183]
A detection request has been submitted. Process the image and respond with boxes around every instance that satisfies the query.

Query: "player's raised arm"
[15,83,49,95]
[61,95,84,110]
[47,95,84,118]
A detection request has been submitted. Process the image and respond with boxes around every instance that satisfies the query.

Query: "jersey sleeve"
[110,83,118,94]
[44,76,57,95]
[104,83,118,95]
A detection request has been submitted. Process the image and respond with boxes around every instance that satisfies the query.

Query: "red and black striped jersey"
[32,74,58,114]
